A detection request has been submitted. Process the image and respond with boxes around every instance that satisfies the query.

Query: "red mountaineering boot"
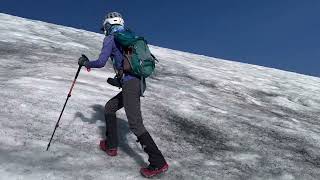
[99,139,117,156]
[140,163,169,178]
[137,132,169,178]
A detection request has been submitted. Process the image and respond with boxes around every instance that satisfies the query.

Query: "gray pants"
[105,78,147,148]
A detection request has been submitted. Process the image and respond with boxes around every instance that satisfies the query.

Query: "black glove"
[107,75,122,88]
[78,54,89,66]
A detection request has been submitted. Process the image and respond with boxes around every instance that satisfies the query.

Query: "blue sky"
[1,0,319,77]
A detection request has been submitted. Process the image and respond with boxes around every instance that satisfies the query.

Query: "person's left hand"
[78,54,89,66]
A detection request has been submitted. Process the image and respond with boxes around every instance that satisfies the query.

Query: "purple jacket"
[85,34,136,82]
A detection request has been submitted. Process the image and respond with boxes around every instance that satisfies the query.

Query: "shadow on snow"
[74,104,146,167]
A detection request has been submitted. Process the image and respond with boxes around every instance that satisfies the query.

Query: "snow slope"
[1,13,320,180]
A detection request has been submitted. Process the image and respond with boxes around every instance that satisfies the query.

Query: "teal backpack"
[113,29,158,78]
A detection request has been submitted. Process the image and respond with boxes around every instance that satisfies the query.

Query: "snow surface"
[1,13,320,180]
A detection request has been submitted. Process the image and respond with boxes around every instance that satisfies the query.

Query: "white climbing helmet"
[103,12,124,27]
[102,12,124,35]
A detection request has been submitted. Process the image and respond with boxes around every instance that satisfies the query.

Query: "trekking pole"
[46,65,83,151]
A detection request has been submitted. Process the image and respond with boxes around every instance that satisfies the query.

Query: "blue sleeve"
[86,36,114,68]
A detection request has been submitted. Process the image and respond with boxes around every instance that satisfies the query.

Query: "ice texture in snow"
[1,13,320,180]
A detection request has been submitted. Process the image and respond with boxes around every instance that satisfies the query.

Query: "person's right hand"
[107,76,122,88]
